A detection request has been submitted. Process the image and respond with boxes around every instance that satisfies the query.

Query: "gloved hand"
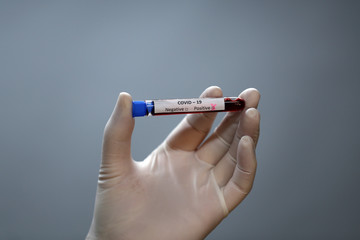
[87,86,260,240]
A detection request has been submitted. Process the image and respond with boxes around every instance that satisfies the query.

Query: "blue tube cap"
[132,101,147,117]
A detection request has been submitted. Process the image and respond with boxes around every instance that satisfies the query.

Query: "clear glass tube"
[132,97,245,117]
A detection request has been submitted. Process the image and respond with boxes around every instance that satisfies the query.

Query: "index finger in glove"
[196,88,260,165]
[165,86,222,151]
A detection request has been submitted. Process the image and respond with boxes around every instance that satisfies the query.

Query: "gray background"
[1,1,359,239]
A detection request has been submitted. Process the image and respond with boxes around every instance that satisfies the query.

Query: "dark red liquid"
[224,97,245,112]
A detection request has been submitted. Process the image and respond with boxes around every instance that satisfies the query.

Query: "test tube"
[132,97,245,117]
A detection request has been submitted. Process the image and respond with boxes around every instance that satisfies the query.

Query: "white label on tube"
[154,98,225,114]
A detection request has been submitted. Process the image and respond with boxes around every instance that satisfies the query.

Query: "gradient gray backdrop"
[1,1,359,239]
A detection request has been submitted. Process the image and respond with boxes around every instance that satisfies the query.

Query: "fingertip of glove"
[118,92,133,109]
[203,86,223,98]
[240,135,254,147]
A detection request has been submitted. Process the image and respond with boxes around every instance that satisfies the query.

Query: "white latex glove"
[87,86,260,240]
